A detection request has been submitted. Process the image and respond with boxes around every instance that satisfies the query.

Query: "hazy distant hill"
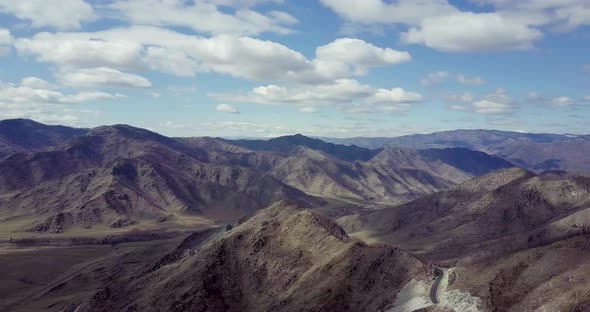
[0,119,87,159]
[228,134,382,162]
[321,129,590,172]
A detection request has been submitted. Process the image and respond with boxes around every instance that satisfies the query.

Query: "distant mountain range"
[227,134,382,162]
[0,119,511,236]
[321,129,590,172]
[182,134,512,207]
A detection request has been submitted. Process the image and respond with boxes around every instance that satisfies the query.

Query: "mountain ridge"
[320,129,590,172]
[338,167,590,263]
[0,123,323,236]
[78,201,430,312]
[226,134,383,162]
[186,135,514,205]
[0,118,87,159]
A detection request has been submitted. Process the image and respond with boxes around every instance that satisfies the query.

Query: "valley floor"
[0,238,182,312]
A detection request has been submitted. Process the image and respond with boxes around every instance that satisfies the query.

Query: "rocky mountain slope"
[185,135,514,205]
[0,124,320,236]
[0,120,516,240]
[338,168,590,310]
[77,201,430,312]
[339,168,590,263]
[2,119,590,311]
[450,233,590,311]
[322,129,590,172]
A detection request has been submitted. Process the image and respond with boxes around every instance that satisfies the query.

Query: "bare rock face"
[78,202,428,312]
[25,212,73,234]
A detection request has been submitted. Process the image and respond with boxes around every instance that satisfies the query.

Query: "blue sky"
[0,0,588,137]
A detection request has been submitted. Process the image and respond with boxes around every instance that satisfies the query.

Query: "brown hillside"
[79,201,429,312]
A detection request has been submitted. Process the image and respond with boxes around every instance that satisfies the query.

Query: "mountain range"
[0,122,318,236]
[183,135,513,207]
[1,118,589,312]
[0,119,514,238]
[322,129,590,172]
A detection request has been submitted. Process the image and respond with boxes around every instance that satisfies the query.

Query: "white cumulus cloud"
[319,0,456,25]
[216,103,240,114]
[0,28,13,55]
[421,71,449,86]
[473,99,512,114]
[14,26,411,84]
[471,89,514,114]
[368,88,422,104]
[20,77,56,89]
[212,79,422,113]
[457,73,486,85]
[314,38,411,77]
[107,0,297,36]
[471,0,590,30]
[551,96,574,106]
[0,77,123,126]
[320,0,584,52]
[402,12,543,52]
[0,81,122,105]
[0,0,95,30]
[57,67,152,88]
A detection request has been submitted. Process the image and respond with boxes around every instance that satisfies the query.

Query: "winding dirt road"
[430,267,445,304]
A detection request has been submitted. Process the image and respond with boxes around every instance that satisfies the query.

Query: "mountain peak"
[0,118,42,127]
[0,118,87,156]
[272,133,315,142]
[89,124,176,144]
